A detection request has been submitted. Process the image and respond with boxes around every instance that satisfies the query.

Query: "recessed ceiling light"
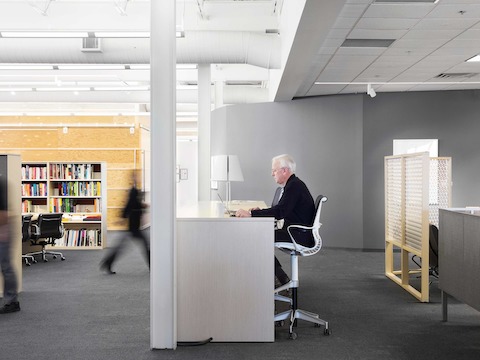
[93,86,149,91]
[129,64,150,70]
[0,88,31,92]
[1,31,89,38]
[466,55,480,62]
[176,64,197,70]
[341,39,395,48]
[57,64,126,70]
[374,0,439,3]
[94,32,150,38]
[0,65,54,70]
[36,87,91,92]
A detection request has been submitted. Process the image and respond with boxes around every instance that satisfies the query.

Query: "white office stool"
[274,195,330,339]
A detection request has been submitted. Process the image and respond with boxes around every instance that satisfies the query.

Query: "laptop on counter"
[217,193,237,217]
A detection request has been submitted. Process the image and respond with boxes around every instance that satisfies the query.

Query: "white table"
[176,201,274,342]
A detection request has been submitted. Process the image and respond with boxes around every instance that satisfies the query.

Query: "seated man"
[236,154,315,287]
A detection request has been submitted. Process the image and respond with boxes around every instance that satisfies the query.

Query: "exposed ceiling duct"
[0,32,280,69]
[176,85,269,104]
[177,31,280,69]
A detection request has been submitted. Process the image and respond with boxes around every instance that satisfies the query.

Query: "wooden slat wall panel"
[13,150,136,163]
[58,128,137,148]
[107,172,133,189]
[108,189,130,207]
[107,208,127,229]
[0,129,59,148]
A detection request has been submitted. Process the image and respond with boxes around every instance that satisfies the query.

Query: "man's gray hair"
[272,154,296,173]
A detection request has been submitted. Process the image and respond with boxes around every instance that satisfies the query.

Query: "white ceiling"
[0,0,480,114]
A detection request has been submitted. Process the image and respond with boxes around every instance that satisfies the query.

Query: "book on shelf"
[50,163,95,180]
[56,229,101,247]
[22,165,47,180]
[21,182,47,197]
[54,181,102,197]
[22,200,47,213]
[50,198,101,213]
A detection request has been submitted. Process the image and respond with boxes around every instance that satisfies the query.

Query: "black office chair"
[428,224,439,277]
[21,214,36,266]
[26,213,66,262]
[412,223,439,278]
[274,195,330,339]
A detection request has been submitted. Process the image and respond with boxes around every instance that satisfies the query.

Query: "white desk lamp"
[211,155,244,204]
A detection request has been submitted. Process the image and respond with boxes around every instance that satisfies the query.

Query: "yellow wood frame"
[385,152,430,302]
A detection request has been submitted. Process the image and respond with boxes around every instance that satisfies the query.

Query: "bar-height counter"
[176,201,274,342]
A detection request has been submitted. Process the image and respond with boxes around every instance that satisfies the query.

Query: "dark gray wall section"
[363,90,480,249]
[212,95,364,249]
[212,90,480,250]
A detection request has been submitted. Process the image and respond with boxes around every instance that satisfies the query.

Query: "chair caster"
[43,258,48,262]
[288,332,297,340]
[61,257,66,261]
[53,255,57,259]
[275,320,285,327]
[26,262,31,267]
[324,328,331,336]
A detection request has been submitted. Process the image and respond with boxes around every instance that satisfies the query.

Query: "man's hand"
[236,209,252,218]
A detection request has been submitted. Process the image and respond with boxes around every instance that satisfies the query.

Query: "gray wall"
[211,95,364,249]
[212,89,480,250]
[363,90,480,249]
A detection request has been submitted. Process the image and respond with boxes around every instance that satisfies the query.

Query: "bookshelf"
[21,161,107,249]
[21,162,49,213]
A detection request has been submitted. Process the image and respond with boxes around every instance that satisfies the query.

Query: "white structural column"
[197,64,211,201]
[150,0,177,349]
[215,81,224,109]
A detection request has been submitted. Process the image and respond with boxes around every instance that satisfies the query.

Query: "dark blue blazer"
[251,174,315,246]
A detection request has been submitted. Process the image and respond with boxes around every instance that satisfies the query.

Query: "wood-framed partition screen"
[384,152,451,302]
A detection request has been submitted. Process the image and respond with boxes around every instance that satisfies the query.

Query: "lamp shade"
[211,155,244,182]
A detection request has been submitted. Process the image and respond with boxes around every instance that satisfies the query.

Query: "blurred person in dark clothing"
[100,170,149,274]
[0,193,20,314]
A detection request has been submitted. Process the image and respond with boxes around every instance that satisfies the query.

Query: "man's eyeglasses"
[272,167,286,174]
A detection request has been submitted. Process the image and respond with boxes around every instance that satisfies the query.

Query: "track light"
[367,83,376,98]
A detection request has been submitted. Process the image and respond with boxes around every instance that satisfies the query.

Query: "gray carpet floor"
[2,231,480,360]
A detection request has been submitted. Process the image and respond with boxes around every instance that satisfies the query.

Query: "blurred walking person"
[0,190,20,314]
[100,170,149,274]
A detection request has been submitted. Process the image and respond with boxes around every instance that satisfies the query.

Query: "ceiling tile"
[339,4,369,18]
[317,46,339,55]
[348,28,408,39]
[306,84,347,97]
[382,46,433,56]
[413,18,479,30]
[321,38,346,48]
[402,29,464,39]
[326,54,378,68]
[327,28,352,38]
[391,38,450,49]
[333,16,359,29]
[363,4,435,19]
[455,29,480,40]
[355,17,418,30]
[428,4,480,18]
[336,47,386,56]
